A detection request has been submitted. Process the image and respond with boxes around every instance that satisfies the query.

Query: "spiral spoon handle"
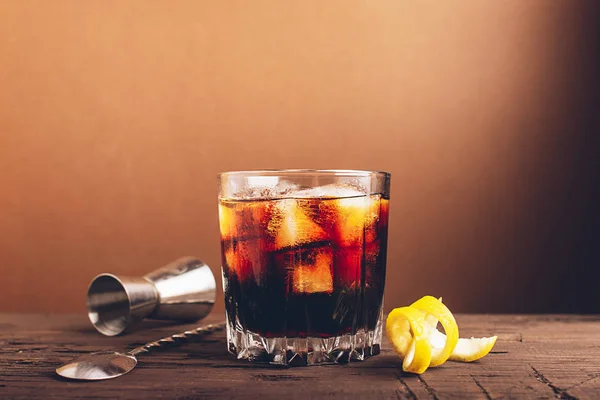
[129,322,226,356]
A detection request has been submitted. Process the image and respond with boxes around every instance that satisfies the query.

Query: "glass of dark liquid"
[218,170,390,366]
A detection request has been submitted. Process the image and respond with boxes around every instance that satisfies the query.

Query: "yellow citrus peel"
[385,306,432,374]
[386,296,498,374]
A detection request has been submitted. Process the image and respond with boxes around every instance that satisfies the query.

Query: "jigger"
[86,257,216,336]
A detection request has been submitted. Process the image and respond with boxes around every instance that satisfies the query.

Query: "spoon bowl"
[56,351,138,380]
[56,322,225,381]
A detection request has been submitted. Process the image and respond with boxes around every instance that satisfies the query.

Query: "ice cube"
[230,179,301,200]
[219,200,275,241]
[318,194,381,248]
[268,199,327,250]
[365,195,382,243]
[218,202,236,239]
[272,180,302,197]
[223,245,238,277]
[223,240,264,284]
[292,184,367,199]
[290,247,334,294]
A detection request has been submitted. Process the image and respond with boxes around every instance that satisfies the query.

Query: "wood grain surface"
[1,314,599,399]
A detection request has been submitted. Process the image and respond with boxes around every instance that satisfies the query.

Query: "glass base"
[225,315,383,366]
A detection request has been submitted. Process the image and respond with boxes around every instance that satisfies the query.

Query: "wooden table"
[1,314,598,399]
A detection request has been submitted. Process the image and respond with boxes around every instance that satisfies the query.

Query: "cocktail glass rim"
[218,169,391,179]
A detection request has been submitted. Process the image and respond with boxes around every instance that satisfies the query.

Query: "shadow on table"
[64,319,190,336]
[183,346,406,371]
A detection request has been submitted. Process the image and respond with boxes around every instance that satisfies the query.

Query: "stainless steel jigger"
[86,257,216,336]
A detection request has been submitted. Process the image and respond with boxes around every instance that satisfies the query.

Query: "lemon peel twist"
[386,296,498,374]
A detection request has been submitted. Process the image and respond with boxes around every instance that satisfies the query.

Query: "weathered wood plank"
[1,314,599,399]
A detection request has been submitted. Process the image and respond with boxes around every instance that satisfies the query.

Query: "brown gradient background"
[1,1,598,315]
